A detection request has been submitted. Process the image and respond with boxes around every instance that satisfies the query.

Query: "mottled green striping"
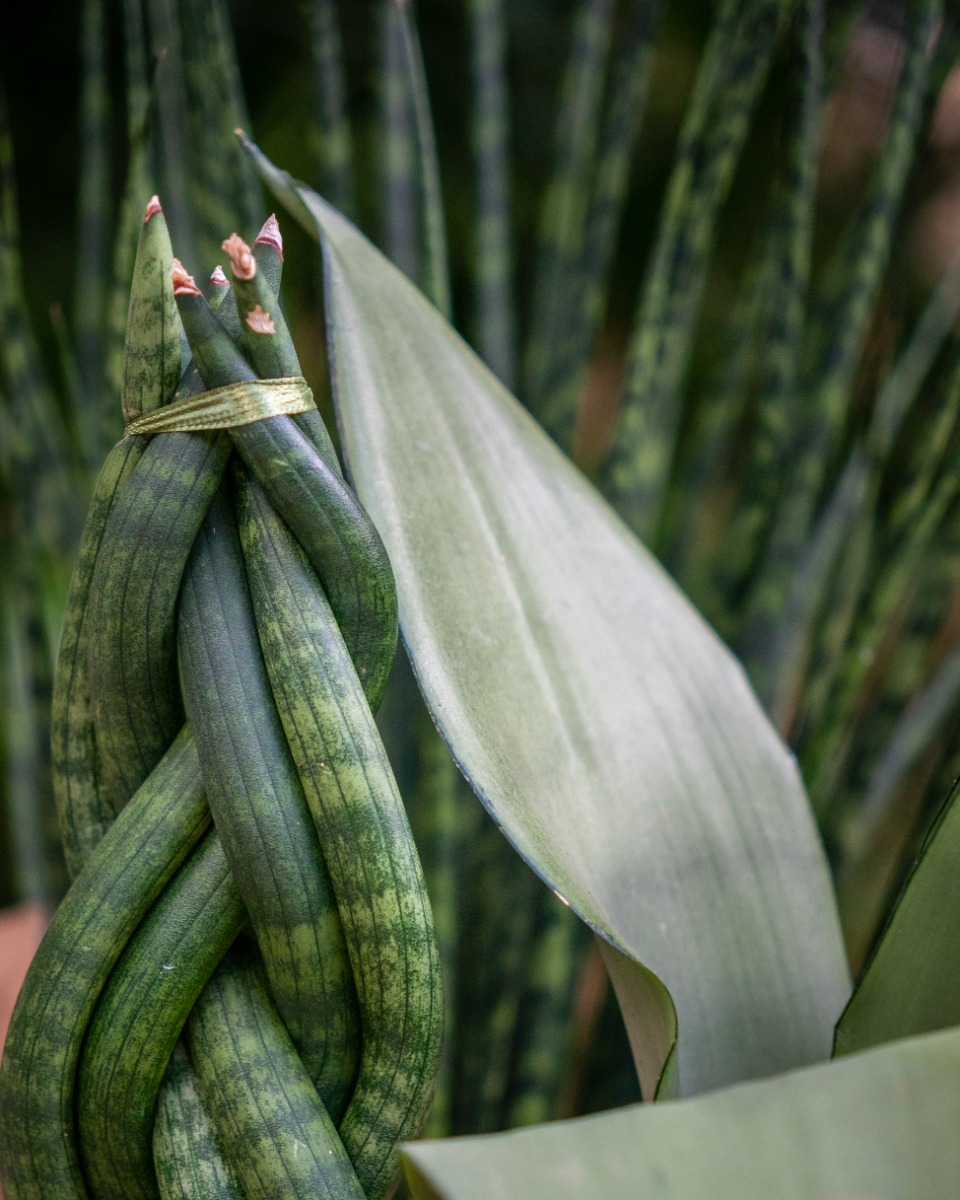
[867,270,960,465]
[226,256,301,384]
[74,0,110,410]
[807,435,960,815]
[233,417,398,709]
[86,423,230,813]
[51,437,147,876]
[885,343,960,542]
[818,518,960,881]
[2,344,70,904]
[219,250,344,486]
[102,0,159,427]
[0,89,71,481]
[766,449,874,737]
[740,0,942,680]
[145,0,193,264]
[393,4,451,319]
[76,828,245,1200]
[120,0,150,146]
[252,235,283,297]
[1,557,60,904]
[121,205,181,424]
[538,0,664,451]
[57,204,201,864]
[175,291,259,392]
[216,252,342,469]
[603,0,791,546]
[858,640,960,857]
[789,467,876,747]
[186,948,366,1200]
[237,477,443,1200]
[409,710,462,1139]
[380,0,420,285]
[684,0,822,629]
[180,0,261,265]
[459,817,540,1134]
[178,484,360,1121]
[305,0,356,218]
[467,0,516,387]
[0,730,208,1200]
[523,0,615,418]
[0,89,74,902]
[669,228,776,622]
[0,571,39,904]
[176,288,399,709]
[788,270,960,777]
[505,894,585,1128]
[154,1041,245,1200]
[797,0,942,450]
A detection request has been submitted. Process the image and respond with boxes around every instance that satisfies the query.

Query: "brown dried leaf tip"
[170,259,202,297]
[210,265,229,288]
[222,233,256,281]
[245,304,276,335]
[255,213,283,260]
[144,195,162,224]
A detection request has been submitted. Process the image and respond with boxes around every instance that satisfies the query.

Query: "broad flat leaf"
[402,1025,960,1199]
[248,142,851,1098]
[835,784,960,1056]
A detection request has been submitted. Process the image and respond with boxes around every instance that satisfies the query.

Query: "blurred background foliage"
[3,0,960,1136]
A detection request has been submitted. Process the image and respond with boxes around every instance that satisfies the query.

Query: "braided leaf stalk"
[1,209,442,1200]
[173,234,443,1198]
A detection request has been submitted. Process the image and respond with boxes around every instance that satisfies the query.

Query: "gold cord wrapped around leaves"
[123,376,314,436]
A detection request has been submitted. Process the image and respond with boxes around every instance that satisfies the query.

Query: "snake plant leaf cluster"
[0,198,443,1200]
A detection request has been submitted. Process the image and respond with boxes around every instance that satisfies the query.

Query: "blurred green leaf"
[741,0,943,694]
[605,0,791,545]
[248,142,851,1099]
[305,0,356,217]
[466,0,516,388]
[536,0,664,452]
[524,0,615,414]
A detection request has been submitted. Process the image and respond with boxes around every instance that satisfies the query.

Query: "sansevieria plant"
[0,201,443,1200]
[3,0,960,1196]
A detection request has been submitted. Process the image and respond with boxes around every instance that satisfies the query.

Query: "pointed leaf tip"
[210,265,229,287]
[222,233,256,281]
[255,213,283,260]
[170,259,201,297]
[144,195,162,223]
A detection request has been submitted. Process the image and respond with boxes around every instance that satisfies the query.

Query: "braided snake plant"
[4,2,960,1197]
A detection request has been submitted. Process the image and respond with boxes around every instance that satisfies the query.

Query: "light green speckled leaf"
[248,141,851,1099]
[403,1026,960,1200]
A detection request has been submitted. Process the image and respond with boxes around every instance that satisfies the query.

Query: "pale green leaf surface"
[834,783,960,1056]
[402,1026,960,1200]
[248,143,851,1098]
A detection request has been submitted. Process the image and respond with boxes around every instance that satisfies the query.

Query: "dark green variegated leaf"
[248,143,851,1098]
[606,0,792,545]
[466,0,516,388]
[402,1026,960,1200]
